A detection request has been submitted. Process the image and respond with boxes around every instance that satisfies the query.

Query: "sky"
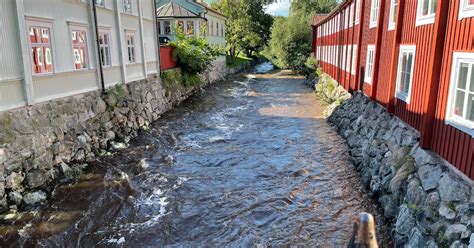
[265,0,290,17]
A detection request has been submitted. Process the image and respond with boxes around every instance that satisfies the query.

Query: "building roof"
[156,2,200,18]
[193,1,227,19]
[312,14,327,26]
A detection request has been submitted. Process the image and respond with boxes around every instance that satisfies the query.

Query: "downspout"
[153,0,162,74]
[92,1,106,94]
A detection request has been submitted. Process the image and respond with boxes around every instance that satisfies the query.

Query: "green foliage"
[169,29,223,75]
[213,0,273,62]
[291,0,338,15]
[161,68,203,92]
[263,14,312,69]
[226,53,252,68]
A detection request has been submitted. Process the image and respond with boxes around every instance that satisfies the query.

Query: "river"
[0,63,392,247]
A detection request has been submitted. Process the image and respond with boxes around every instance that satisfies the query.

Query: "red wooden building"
[312,0,474,179]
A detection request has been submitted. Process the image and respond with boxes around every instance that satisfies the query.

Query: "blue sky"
[265,0,290,17]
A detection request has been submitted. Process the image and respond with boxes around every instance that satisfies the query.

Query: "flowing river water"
[0,63,392,247]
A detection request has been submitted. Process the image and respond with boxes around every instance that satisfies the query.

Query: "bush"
[169,30,223,75]
[315,73,351,116]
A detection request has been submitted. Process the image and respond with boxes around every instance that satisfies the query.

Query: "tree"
[264,13,312,69]
[212,0,273,62]
[291,0,338,15]
[263,0,338,70]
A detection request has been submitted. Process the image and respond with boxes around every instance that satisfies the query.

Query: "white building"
[0,0,161,112]
[156,0,227,47]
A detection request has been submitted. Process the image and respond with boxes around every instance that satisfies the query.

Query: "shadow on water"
[0,64,393,247]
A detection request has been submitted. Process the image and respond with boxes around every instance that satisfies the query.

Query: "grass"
[226,53,253,67]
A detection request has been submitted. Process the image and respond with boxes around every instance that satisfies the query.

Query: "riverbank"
[326,90,473,247]
[0,59,256,214]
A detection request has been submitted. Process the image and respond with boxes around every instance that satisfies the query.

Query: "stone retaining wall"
[328,92,473,247]
[0,60,252,213]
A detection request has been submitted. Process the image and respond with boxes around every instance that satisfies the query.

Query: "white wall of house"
[205,11,226,47]
[0,0,160,112]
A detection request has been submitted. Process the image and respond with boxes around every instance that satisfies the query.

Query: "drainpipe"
[92,1,106,94]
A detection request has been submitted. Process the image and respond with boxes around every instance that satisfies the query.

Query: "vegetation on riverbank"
[263,0,336,71]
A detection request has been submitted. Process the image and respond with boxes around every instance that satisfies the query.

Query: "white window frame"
[369,0,380,28]
[388,0,398,30]
[163,20,172,35]
[69,24,90,71]
[416,0,437,26]
[123,0,132,14]
[26,18,55,76]
[352,45,358,75]
[355,0,361,25]
[446,52,474,136]
[94,0,105,7]
[98,29,112,67]
[125,30,137,64]
[395,45,416,103]
[365,45,376,84]
[459,0,474,19]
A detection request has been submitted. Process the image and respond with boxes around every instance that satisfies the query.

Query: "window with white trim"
[389,0,398,30]
[71,27,89,70]
[186,21,195,35]
[164,20,171,35]
[126,32,136,64]
[98,31,111,67]
[94,0,105,7]
[355,0,361,24]
[446,52,474,133]
[123,0,132,14]
[365,45,375,84]
[459,0,474,19]
[27,21,54,75]
[395,45,416,103]
[369,0,380,28]
[416,0,437,26]
[352,45,358,75]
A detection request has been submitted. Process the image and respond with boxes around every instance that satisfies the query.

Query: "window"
[98,32,111,67]
[389,0,398,30]
[28,24,54,75]
[177,21,185,33]
[369,0,380,28]
[126,32,136,64]
[164,21,171,35]
[95,0,105,7]
[395,45,416,103]
[416,0,437,26]
[446,52,474,134]
[352,45,358,75]
[71,28,89,70]
[186,21,194,35]
[365,45,375,84]
[221,23,224,36]
[209,21,213,35]
[355,0,361,24]
[123,0,132,14]
[459,0,474,19]
[216,23,219,36]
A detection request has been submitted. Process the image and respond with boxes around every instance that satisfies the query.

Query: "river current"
[0,63,392,247]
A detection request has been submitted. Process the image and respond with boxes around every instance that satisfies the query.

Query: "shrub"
[169,29,223,75]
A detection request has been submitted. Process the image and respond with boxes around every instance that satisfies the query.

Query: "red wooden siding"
[432,0,474,179]
[159,45,178,71]
[312,0,474,179]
